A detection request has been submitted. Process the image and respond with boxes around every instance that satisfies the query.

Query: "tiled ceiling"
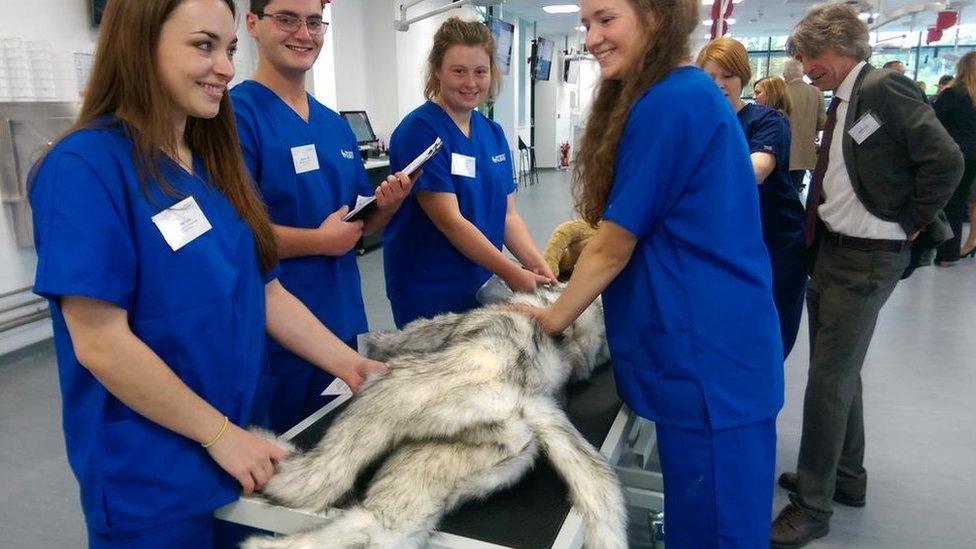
[497,0,976,38]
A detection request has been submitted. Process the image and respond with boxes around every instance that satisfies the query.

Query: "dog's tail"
[524,397,627,549]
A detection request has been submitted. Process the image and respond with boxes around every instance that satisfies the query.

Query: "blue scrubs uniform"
[601,67,783,548]
[29,119,276,546]
[232,81,372,432]
[384,101,515,327]
[738,102,807,358]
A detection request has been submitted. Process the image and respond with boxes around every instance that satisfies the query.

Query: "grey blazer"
[842,64,963,240]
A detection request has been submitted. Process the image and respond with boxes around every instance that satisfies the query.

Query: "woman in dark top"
[698,38,807,358]
[933,51,976,263]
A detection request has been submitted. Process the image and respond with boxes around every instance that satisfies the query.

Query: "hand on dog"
[206,423,290,495]
[343,357,389,392]
[507,304,562,335]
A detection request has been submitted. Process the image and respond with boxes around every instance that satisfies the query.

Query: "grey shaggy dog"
[243,286,626,549]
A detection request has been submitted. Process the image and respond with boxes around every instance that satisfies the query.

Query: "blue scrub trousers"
[89,514,271,548]
[266,336,356,433]
[656,417,777,548]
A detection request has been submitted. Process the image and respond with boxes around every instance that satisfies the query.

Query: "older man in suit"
[770,4,963,548]
[783,58,826,192]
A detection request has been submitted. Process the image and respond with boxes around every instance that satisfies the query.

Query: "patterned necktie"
[804,97,840,247]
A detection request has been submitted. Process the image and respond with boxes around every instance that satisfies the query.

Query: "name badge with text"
[151,196,212,251]
[291,144,320,174]
[451,153,477,178]
[848,112,882,145]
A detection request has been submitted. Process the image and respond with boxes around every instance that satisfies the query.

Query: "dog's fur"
[243,286,625,549]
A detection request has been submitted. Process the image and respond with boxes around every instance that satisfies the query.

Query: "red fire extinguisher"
[559,142,571,168]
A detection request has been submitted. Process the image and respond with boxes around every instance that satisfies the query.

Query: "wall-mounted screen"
[489,18,514,76]
[533,37,554,81]
[564,58,580,84]
[90,0,109,26]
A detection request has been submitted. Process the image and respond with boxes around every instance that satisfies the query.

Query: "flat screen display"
[564,59,579,84]
[489,18,514,76]
[340,111,378,145]
[533,37,554,81]
[90,0,109,26]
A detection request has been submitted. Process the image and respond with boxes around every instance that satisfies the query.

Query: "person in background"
[916,80,929,102]
[771,5,962,547]
[882,59,906,74]
[516,0,783,545]
[699,37,808,358]
[783,57,826,192]
[933,52,976,264]
[754,75,794,118]
[937,74,955,95]
[27,0,387,546]
[232,0,414,433]
[383,17,554,328]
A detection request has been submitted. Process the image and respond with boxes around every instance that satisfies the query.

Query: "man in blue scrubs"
[233,0,413,433]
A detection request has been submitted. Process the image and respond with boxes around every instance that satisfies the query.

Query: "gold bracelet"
[201,416,229,449]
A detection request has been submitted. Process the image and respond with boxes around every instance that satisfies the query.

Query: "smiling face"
[247,0,324,75]
[581,0,649,81]
[797,47,859,92]
[701,60,743,108]
[155,0,237,121]
[434,44,492,116]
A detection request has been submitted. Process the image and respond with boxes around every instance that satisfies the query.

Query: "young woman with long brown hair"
[514,0,783,545]
[28,0,385,545]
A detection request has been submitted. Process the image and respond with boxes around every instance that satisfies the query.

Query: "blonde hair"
[953,52,976,107]
[424,17,502,102]
[695,38,752,86]
[754,76,793,117]
[574,0,700,226]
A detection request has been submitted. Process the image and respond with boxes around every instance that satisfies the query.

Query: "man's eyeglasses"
[255,11,328,36]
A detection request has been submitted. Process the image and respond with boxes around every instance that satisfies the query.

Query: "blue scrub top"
[30,119,276,535]
[231,80,371,341]
[737,102,806,256]
[601,67,784,431]
[383,101,516,324]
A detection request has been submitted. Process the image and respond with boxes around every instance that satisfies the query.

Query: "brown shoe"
[778,472,866,507]
[770,503,829,548]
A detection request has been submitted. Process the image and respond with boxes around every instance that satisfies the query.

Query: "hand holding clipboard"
[343,138,444,222]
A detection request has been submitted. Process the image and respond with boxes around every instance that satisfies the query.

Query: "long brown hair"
[424,16,502,102]
[47,0,277,271]
[574,0,700,226]
[953,51,976,108]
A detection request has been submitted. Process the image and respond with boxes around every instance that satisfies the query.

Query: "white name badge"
[322,377,352,396]
[848,112,882,145]
[151,196,212,251]
[451,153,477,178]
[291,144,320,174]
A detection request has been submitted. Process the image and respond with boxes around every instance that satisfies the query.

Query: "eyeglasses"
[254,11,328,36]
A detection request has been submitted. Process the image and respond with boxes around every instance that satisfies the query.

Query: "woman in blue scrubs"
[232,0,414,433]
[28,1,385,546]
[384,17,555,328]
[698,37,808,358]
[515,0,783,546]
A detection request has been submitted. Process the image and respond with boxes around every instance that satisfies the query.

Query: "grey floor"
[1,169,974,548]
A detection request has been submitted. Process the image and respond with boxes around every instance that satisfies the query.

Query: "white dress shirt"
[819,61,907,240]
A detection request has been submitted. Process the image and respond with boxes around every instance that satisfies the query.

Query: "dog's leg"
[523,397,627,549]
[261,381,520,511]
[358,431,538,547]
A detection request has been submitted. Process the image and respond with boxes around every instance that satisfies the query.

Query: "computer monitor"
[533,37,554,81]
[340,111,378,146]
[489,18,514,76]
